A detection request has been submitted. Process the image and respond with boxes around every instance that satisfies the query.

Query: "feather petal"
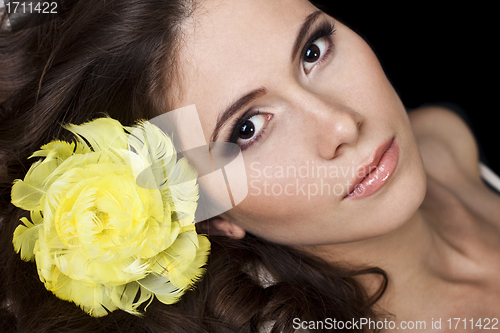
[109,282,146,316]
[65,118,128,152]
[12,217,42,261]
[11,179,45,211]
[167,234,210,288]
[137,273,184,305]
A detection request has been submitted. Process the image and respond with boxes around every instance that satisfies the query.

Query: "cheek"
[229,187,319,243]
[244,169,324,217]
[228,161,352,241]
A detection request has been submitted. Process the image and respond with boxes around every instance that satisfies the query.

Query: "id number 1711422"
[446,318,498,330]
[5,2,58,14]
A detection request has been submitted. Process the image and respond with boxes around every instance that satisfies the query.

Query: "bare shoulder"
[408,105,482,188]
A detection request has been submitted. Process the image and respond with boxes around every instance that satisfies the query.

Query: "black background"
[315,2,499,175]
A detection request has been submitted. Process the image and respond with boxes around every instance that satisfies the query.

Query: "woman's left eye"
[302,37,328,73]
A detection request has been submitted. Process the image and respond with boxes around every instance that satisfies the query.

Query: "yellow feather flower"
[11,117,210,317]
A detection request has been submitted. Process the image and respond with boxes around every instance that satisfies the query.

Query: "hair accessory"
[11,117,210,317]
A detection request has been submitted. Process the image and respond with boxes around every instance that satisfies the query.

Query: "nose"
[312,103,363,160]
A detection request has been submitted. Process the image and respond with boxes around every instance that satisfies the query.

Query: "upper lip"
[345,137,395,196]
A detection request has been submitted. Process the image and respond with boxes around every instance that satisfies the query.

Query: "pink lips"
[344,137,399,200]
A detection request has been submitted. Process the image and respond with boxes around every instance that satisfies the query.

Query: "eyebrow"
[210,87,267,143]
[291,10,324,63]
[210,10,324,143]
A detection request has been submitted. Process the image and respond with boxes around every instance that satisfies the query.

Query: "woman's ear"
[197,216,246,239]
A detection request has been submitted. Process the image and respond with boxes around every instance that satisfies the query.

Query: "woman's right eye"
[236,113,267,145]
[231,112,272,146]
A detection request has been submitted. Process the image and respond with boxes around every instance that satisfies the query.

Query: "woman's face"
[172,0,427,246]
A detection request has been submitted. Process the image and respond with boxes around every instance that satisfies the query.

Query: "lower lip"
[344,138,399,200]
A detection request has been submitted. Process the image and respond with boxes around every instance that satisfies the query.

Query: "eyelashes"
[225,19,336,149]
[301,20,336,73]
[302,21,336,55]
[228,110,272,150]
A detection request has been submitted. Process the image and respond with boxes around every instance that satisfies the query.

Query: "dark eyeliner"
[227,109,261,144]
[224,21,336,147]
[300,20,336,61]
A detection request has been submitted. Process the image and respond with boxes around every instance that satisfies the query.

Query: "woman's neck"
[300,204,474,314]
[303,208,436,279]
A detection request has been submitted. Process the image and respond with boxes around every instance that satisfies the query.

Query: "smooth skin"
[170,0,500,330]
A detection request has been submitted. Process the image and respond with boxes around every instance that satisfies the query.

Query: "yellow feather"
[11,179,45,211]
[11,117,209,317]
[167,235,210,288]
[31,140,76,162]
[110,282,145,316]
[65,117,128,152]
[137,273,184,305]
[12,217,42,261]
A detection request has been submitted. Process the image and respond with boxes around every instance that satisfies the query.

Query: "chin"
[346,148,427,243]
[374,150,427,237]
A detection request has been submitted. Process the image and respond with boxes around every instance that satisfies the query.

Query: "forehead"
[174,0,318,137]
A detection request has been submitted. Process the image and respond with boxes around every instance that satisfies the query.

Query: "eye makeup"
[223,18,336,150]
[301,20,336,74]
[227,109,273,150]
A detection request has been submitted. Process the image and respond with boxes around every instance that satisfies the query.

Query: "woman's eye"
[303,37,328,72]
[236,113,267,144]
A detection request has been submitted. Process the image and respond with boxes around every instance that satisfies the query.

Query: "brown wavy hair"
[0,1,388,332]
